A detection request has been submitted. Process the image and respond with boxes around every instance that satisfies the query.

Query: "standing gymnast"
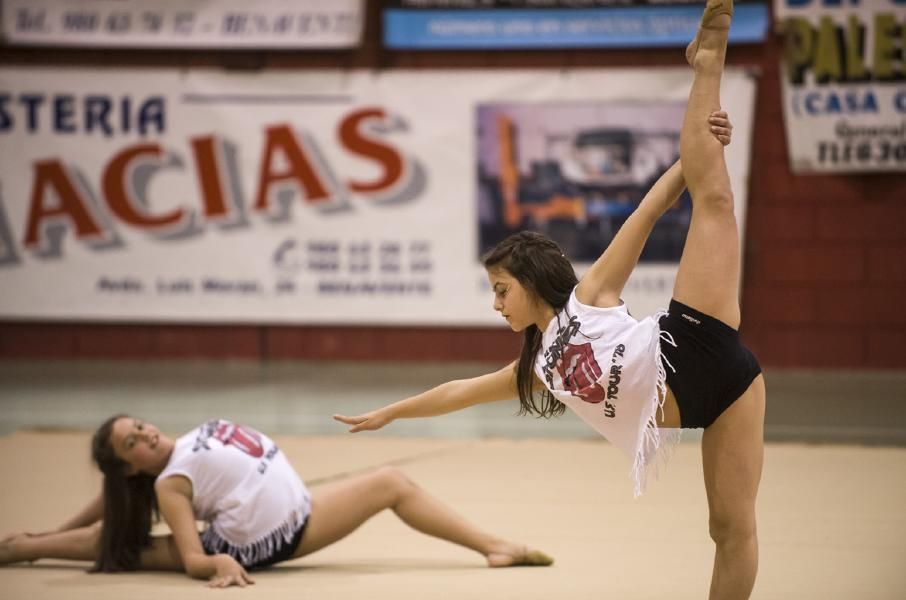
[0,415,552,587]
[335,1,764,598]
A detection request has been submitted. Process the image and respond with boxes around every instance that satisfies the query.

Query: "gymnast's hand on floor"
[207,554,255,588]
[709,110,733,145]
[333,409,393,433]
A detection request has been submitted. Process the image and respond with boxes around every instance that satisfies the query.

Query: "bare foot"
[686,0,734,66]
[486,542,554,568]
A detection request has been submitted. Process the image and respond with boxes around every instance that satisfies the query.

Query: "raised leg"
[673,0,742,329]
[294,466,552,567]
[701,374,765,600]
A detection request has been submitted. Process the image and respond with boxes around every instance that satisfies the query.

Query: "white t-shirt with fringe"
[157,420,312,565]
[534,289,680,496]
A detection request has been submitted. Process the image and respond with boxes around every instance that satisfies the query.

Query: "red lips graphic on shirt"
[557,342,606,404]
[213,422,265,458]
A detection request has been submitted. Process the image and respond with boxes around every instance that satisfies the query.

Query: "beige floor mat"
[1,431,904,599]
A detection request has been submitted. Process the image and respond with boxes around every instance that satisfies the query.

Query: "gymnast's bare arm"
[56,492,104,532]
[576,110,732,309]
[0,491,104,544]
[155,475,255,588]
[334,361,521,433]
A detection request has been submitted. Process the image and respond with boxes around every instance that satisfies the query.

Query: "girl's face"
[109,417,174,476]
[486,267,548,332]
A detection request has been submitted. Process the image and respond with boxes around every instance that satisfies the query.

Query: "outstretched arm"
[334,362,519,432]
[575,110,731,308]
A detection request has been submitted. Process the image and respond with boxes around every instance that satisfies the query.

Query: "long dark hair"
[90,414,159,572]
[482,231,577,417]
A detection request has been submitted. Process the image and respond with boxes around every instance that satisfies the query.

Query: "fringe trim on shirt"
[202,509,306,567]
[629,311,683,497]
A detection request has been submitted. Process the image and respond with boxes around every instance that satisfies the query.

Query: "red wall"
[740,41,906,368]
[1,4,904,368]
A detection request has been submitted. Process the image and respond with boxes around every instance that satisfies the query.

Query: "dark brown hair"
[90,414,158,572]
[482,231,577,417]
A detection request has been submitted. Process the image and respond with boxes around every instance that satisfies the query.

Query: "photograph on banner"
[0,68,755,325]
[1,0,364,49]
[776,0,906,173]
[477,101,690,264]
[383,0,768,49]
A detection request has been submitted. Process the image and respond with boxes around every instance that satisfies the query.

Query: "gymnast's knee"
[694,188,735,215]
[85,521,103,543]
[709,510,756,547]
[373,466,416,499]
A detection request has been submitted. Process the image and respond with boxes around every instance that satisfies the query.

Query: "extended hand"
[709,110,733,146]
[207,554,255,588]
[333,410,392,433]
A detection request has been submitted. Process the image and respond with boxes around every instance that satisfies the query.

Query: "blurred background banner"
[1,0,364,49]
[777,0,906,173]
[383,0,768,49]
[0,67,754,325]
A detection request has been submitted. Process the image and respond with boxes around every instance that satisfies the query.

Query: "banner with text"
[383,0,768,49]
[776,0,906,173]
[0,67,754,324]
[1,0,364,49]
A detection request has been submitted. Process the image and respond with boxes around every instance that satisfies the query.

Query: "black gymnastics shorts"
[658,300,762,429]
[203,519,308,571]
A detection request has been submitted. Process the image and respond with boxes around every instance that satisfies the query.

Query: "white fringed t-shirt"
[157,420,312,565]
[534,289,680,496]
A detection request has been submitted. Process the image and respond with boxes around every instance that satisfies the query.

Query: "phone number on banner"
[816,134,906,168]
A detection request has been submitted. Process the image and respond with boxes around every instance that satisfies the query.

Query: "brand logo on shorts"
[681,313,701,325]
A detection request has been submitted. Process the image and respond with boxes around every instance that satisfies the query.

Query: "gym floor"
[1,361,904,599]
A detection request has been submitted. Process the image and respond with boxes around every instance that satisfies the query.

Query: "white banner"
[1,0,363,48]
[0,67,755,325]
[776,0,906,173]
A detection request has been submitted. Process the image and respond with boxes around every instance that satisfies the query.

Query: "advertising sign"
[0,67,755,324]
[777,0,906,172]
[384,0,768,49]
[2,0,364,49]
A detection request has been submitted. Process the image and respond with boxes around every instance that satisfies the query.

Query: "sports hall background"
[1,0,904,439]
[0,2,904,599]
